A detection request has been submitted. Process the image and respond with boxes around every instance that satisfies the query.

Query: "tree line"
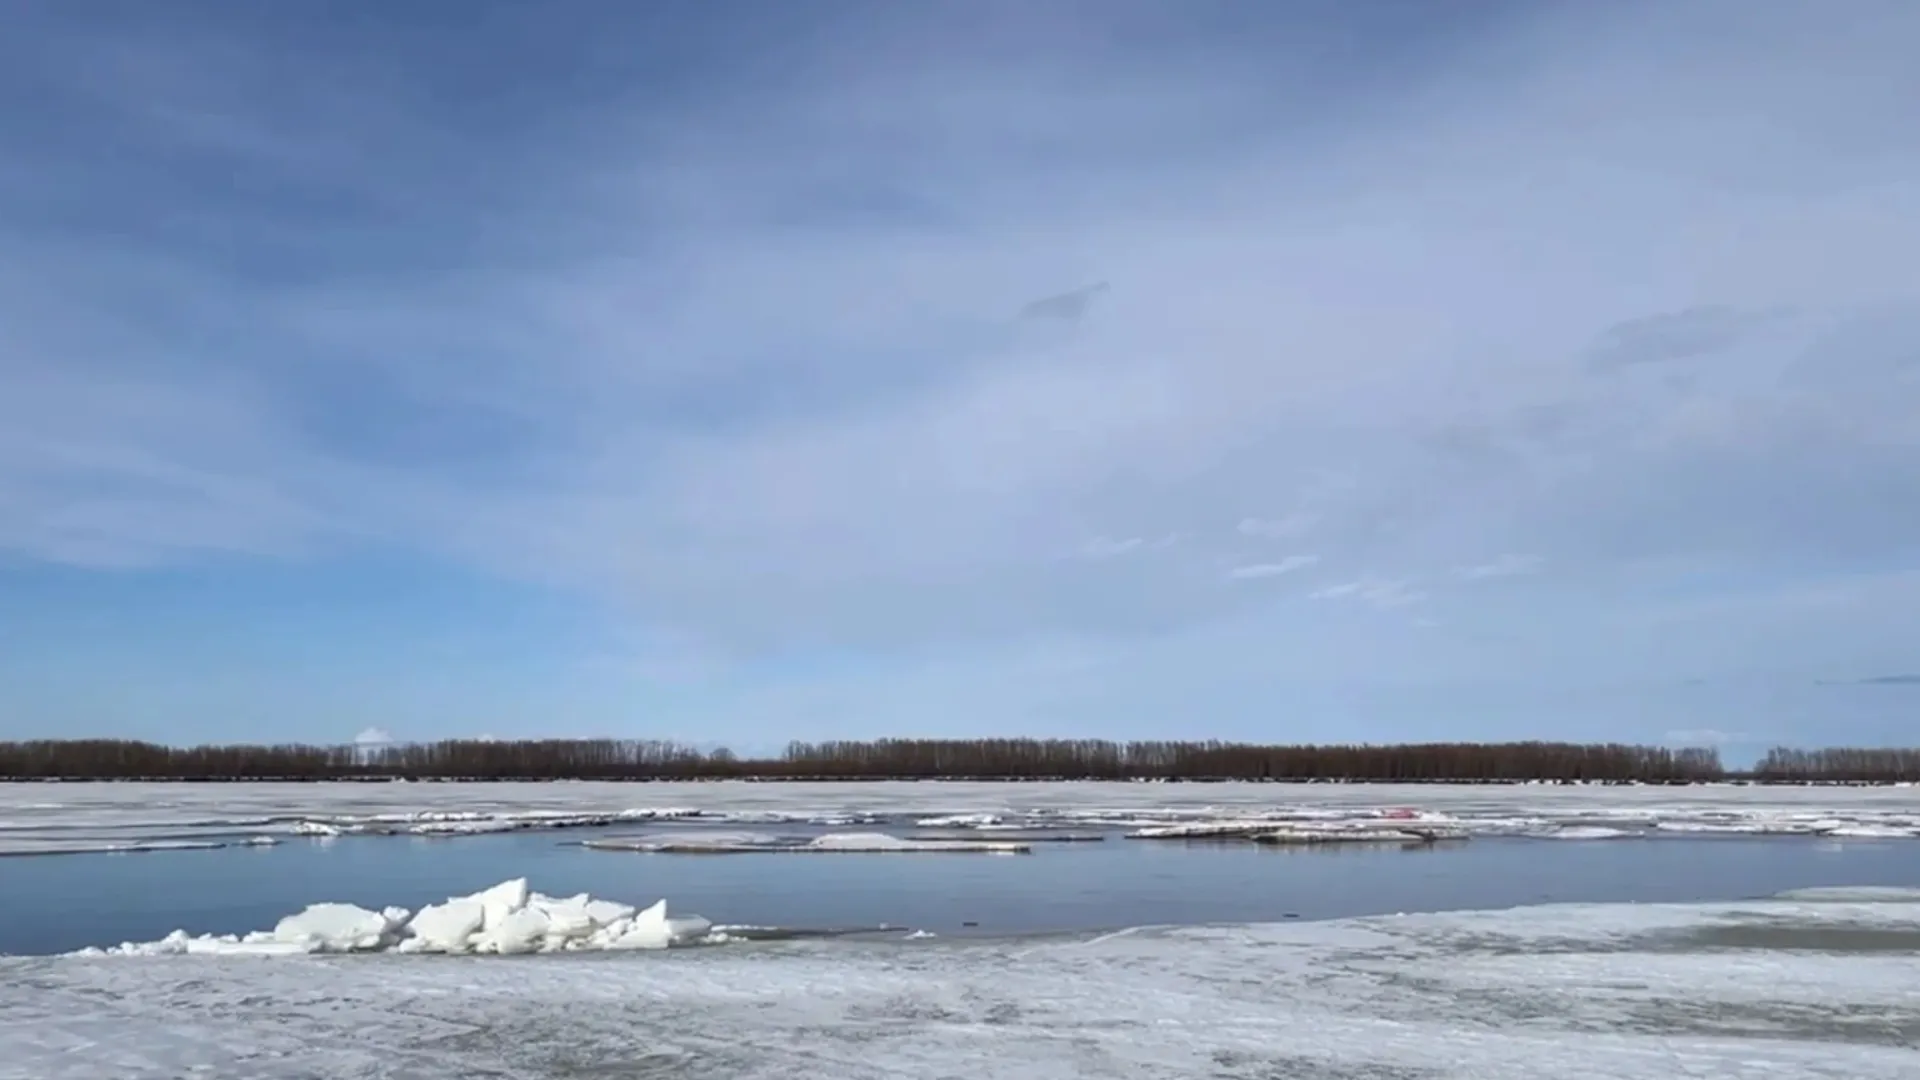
[0,736,1746,782]
[775,738,1727,783]
[1751,746,1920,783]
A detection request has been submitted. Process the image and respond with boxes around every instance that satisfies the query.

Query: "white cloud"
[1663,728,1761,747]
[1079,536,1145,559]
[352,727,394,746]
[1226,556,1319,581]
[1456,554,1545,580]
[1076,533,1183,560]
[1310,578,1426,610]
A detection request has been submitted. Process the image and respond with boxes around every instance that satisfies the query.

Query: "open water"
[5,822,1919,954]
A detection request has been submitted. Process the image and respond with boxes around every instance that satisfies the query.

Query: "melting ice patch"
[71,878,713,957]
[7,890,1920,1079]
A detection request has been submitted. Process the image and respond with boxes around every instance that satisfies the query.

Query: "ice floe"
[581,830,1032,854]
[905,830,1106,842]
[1128,816,1467,843]
[70,878,712,957]
[913,812,1005,827]
[1125,818,1289,839]
[0,836,280,858]
[1822,824,1919,839]
[1540,825,1641,840]
[809,830,1029,853]
[1249,825,1465,845]
[288,820,342,836]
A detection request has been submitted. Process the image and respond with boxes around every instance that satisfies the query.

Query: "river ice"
[68,877,715,957]
[2,886,1916,1079]
[3,780,1917,855]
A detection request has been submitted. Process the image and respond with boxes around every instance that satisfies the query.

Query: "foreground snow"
[73,878,713,956]
[4,887,1917,1079]
[3,780,1918,856]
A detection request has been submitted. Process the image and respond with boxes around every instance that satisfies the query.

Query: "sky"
[2,0,1917,758]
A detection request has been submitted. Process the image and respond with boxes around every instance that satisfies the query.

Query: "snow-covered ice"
[806,830,1028,853]
[906,830,1107,842]
[6,888,1919,1079]
[1125,817,1289,839]
[1248,825,1463,845]
[1824,824,1916,839]
[1545,825,1642,840]
[913,812,1005,827]
[70,877,712,957]
[3,780,1917,855]
[581,830,1033,854]
[0,835,281,857]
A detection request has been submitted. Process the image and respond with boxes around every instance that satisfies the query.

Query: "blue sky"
[3,0,1918,757]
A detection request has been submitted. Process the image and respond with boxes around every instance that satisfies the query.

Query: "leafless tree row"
[776,739,1726,782]
[0,738,724,781]
[0,737,1732,782]
[1752,746,1920,783]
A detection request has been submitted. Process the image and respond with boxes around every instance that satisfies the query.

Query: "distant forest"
[0,736,1913,784]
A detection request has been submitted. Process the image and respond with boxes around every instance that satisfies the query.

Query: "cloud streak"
[1310,578,1426,611]
[1226,556,1320,581]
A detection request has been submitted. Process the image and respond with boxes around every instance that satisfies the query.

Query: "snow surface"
[70,878,712,957]
[3,780,1918,855]
[5,889,1919,1078]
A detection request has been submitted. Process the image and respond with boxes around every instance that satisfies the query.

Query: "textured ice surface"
[5,890,1919,1079]
[3,780,1918,855]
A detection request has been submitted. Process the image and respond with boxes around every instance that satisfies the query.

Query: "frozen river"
[2,781,1917,1078]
